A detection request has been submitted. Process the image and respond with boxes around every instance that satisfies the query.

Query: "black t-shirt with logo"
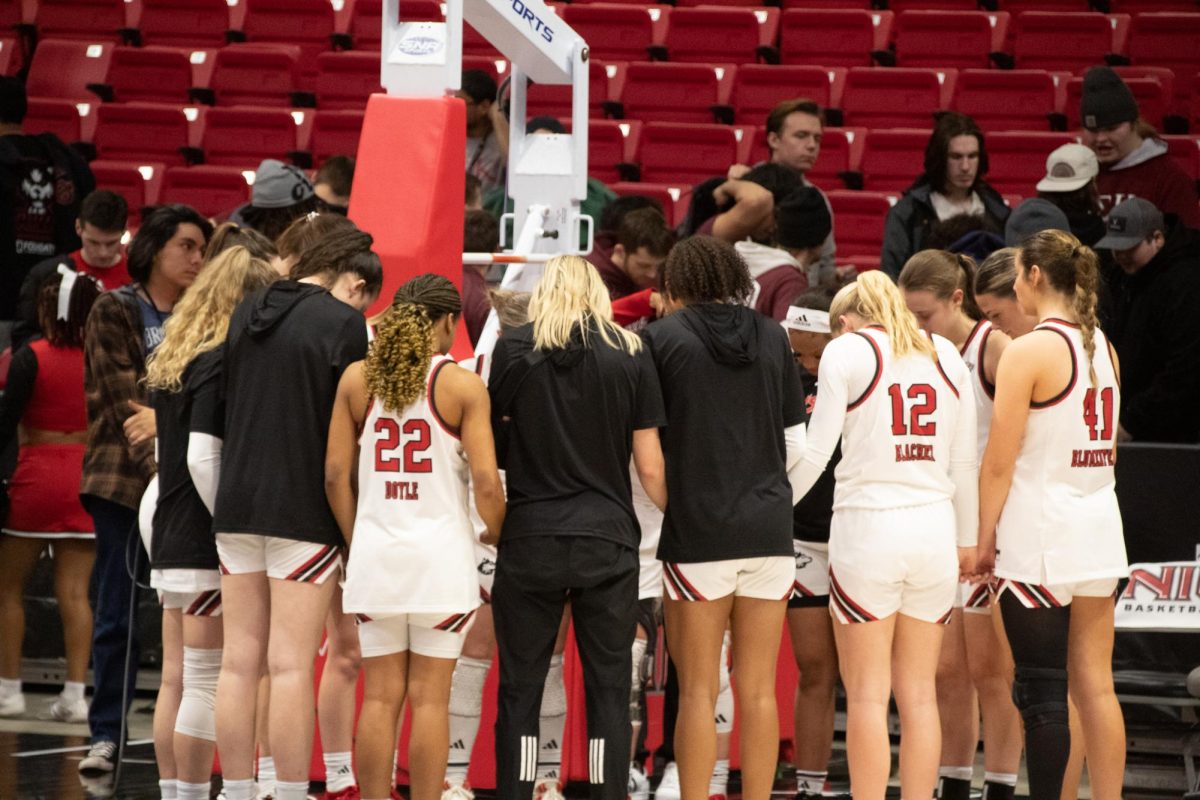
[489,320,666,550]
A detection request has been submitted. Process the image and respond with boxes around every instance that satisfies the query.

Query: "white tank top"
[342,355,480,614]
[995,319,1127,585]
[959,319,996,459]
[830,327,974,511]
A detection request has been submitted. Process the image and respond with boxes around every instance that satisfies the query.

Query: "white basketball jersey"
[829,327,975,511]
[343,355,480,615]
[959,319,996,458]
[995,320,1127,585]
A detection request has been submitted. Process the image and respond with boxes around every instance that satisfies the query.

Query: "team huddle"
[132,216,1125,800]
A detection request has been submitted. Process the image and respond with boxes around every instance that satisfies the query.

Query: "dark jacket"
[880,181,1010,279]
[1103,218,1200,444]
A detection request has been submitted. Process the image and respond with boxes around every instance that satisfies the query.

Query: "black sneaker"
[78,740,117,775]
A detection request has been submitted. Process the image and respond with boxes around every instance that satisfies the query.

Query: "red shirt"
[754,264,808,322]
[1096,149,1200,229]
[72,250,132,291]
[462,266,490,348]
[587,231,641,301]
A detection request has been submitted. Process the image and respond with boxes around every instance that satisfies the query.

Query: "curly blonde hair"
[366,274,462,413]
[145,246,280,392]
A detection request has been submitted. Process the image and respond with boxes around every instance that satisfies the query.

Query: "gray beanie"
[1005,198,1070,247]
[1080,67,1139,130]
[251,159,315,209]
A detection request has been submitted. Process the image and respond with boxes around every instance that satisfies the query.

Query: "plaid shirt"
[80,287,155,509]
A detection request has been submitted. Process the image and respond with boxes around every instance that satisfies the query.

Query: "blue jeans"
[83,495,142,745]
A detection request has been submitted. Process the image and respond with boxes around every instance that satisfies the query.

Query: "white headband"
[56,264,78,322]
[782,306,830,334]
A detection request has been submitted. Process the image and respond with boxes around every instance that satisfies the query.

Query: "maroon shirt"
[754,264,808,322]
[587,231,640,300]
[462,266,490,348]
[1097,148,1200,229]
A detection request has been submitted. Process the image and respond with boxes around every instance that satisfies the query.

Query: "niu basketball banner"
[1115,561,1200,632]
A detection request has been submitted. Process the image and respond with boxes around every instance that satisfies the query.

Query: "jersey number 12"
[888,383,937,436]
[375,418,433,473]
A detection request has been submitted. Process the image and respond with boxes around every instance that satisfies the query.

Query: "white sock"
[324,750,355,792]
[159,778,178,799]
[221,778,256,800]
[274,779,310,800]
[61,681,86,701]
[984,771,1018,787]
[536,655,566,783]
[940,765,974,781]
[0,678,21,696]
[447,656,490,785]
[176,780,210,800]
[708,759,729,795]
[795,770,827,794]
[257,754,276,790]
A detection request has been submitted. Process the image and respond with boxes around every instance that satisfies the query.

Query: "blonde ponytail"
[831,271,936,360]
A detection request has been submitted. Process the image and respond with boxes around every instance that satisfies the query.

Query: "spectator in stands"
[466,173,483,210]
[698,162,801,243]
[1037,143,1106,248]
[1080,67,1200,228]
[228,159,322,241]
[1095,198,1200,444]
[0,76,95,349]
[735,186,832,321]
[458,70,509,196]
[880,113,1009,279]
[587,207,675,301]
[77,204,213,776]
[464,208,500,347]
[313,156,355,214]
[922,214,1004,265]
[14,190,131,349]
[1004,198,1071,247]
[726,99,836,285]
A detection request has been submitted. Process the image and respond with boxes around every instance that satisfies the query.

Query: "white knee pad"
[175,647,222,741]
[714,636,733,734]
[540,654,567,717]
[449,657,490,717]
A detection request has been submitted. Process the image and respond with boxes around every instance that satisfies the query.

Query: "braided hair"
[366,274,462,413]
[662,236,754,305]
[1018,229,1101,387]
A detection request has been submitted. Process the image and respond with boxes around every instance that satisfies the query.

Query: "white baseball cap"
[1036,143,1099,193]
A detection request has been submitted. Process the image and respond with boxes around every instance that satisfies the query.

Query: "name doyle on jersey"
[1071,448,1116,468]
[895,443,934,462]
[384,481,420,500]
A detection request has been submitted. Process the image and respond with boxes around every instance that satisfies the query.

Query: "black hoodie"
[1102,218,1200,444]
[213,280,369,543]
[645,303,806,563]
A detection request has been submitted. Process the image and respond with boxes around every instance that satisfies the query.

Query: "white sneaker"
[78,740,118,775]
[656,762,681,800]
[442,781,475,800]
[49,694,88,723]
[629,763,651,800]
[534,779,565,800]
[0,691,26,717]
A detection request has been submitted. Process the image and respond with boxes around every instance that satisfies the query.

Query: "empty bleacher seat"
[635,122,744,185]
[779,9,892,68]
[161,165,253,217]
[1162,135,1200,185]
[0,38,20,76]
[985,131,1078,197]
[608,182,693,228]
[23,98,93,145]
[613,62,734,125]
[588,120,641,184]
[314,51,381,111]
[999,0,1091,10]
[953,69,1063,132]
[887,0,978,10]
[559,5,669,63]
[93,103,195,165]
[841,67,956,129]
[236,0,338,86]
[1108,0,1200,11]
[825,189,896,271]
[527,59,617,120]
[33,0,128,41]
[857,128,929,192]
[200,106,307,168]
[1125,12,1200,121]
[308,109,365,163]
[88,160,166,223]
[206,45,303,107]
[893,11,1009,70]
[730,65,847,126]
[1012,12,1130,73]
[1066,74,1169,131]
[134,0,233,48]
[663,7,780,65]
[98,46,204,105]
[27,40,114,103]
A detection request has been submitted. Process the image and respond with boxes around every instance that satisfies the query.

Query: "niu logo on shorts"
[795,552,812,570]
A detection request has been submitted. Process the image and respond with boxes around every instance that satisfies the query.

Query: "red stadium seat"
[527,59,617,120]
[614,62,734,125]
[0,38,20,76]
[587,120,641,184]
[729,65,847,126]
[674,0,766,8]
[204,44,303,107]
[663,7,780,65]
[308,109,365,162]
[953,69,1063,132]
[1162,135,1200,183]
[841,67,956,129]
[26,40,114,103]
[1065,75,1169,130]
[100,46,200,105]
[33,0,128,41]
[161,165,253,217]
[559,5,669,63]
[93,102,195,166]
[998,0,1090,10]
[608,182,693,228]
[1109,0,1200,11]
[0,0,23,30]
[779,9,892,68]
[857,128,932,193]
[134,0,233,48]
[887,0,978,9]
[23,98,93,144]
[315,51,381,111]
[893,11,1009,70]
[1125,13,1200,120]
[635,122,743,185]
[200,106,307,168]
[985,131,1077,197]
[237,0,337,86]
[88,160,166,222]
[1012,12,1130,73]
[463,20,503,59]
[461,56,508,85]
[825,189,896,269]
